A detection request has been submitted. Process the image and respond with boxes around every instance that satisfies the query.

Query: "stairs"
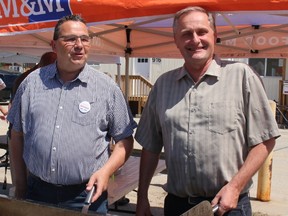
[117,75,152,116]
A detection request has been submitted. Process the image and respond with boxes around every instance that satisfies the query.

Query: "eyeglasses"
[58,35,91,45]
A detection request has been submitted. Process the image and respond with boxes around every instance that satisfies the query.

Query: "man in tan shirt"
[135,6,280,216]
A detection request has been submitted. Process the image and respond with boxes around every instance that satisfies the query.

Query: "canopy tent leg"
[117,63,121,86]
[124,28,132,101]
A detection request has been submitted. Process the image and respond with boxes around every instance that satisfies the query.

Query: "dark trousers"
[26,174,108,214]
[164,193,251,216]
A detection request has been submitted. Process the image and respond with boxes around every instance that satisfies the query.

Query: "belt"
[28,173,87,189]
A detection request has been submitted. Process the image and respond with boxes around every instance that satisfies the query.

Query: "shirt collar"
[205,57,221,79]
[175,67,187,81]
[176,56,222,81]
[47,62,89,84]
[75,64,90,84]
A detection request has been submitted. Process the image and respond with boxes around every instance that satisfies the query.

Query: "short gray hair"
[173,6,216,33]
[53,14,87,40]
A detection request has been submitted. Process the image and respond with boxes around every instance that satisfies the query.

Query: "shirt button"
[56,125,60,129]
[59,106,63,109]
[51,168,55,172]
[52,147,56,151]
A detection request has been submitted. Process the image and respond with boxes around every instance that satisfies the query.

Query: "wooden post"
[256,100,276,201]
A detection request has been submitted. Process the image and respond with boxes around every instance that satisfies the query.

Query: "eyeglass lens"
[59,35,91,45]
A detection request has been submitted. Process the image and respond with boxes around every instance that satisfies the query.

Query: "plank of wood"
[108,156,166,205]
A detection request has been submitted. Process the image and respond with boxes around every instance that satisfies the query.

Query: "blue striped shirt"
[8,63,137,185]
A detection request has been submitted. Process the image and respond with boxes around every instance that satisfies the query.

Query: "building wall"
[150,58,184,84]
[97,62,123,80]
[262,76,282,101]
[98,57,184,84]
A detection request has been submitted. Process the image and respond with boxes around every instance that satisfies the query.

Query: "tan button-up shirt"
[135,58,280,197]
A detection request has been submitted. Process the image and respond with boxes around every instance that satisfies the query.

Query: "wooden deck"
[128,95,148,115]
[117,75,152,116]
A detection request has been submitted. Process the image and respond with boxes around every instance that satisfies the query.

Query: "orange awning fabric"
[1,0,288,35]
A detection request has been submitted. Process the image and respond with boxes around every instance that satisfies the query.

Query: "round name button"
[79,101,91,113]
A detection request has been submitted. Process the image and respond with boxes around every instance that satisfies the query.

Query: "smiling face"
[51,20,90,76]
[174,11,216,70]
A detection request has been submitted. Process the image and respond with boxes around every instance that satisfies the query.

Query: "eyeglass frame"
[57,35,91,45]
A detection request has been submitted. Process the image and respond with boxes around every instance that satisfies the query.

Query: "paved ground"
[0,114,287,215]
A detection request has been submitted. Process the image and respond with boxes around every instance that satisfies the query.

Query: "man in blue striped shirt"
[8,15,136,214]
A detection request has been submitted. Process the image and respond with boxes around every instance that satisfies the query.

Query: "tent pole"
[117,63,121,86]
[125,54,130,101]
[124,27,132,101]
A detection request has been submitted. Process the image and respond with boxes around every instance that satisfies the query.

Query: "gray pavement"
[0,114,287,215]
[249,128,288,216]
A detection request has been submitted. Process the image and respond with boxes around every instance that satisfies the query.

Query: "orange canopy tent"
[1,0,288,35]
[0,0,288,59]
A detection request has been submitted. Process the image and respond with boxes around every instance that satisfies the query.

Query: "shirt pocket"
[208,102,238,134]
[72,100,97,126]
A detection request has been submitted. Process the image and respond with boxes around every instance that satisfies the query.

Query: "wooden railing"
[117,75,153,115]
